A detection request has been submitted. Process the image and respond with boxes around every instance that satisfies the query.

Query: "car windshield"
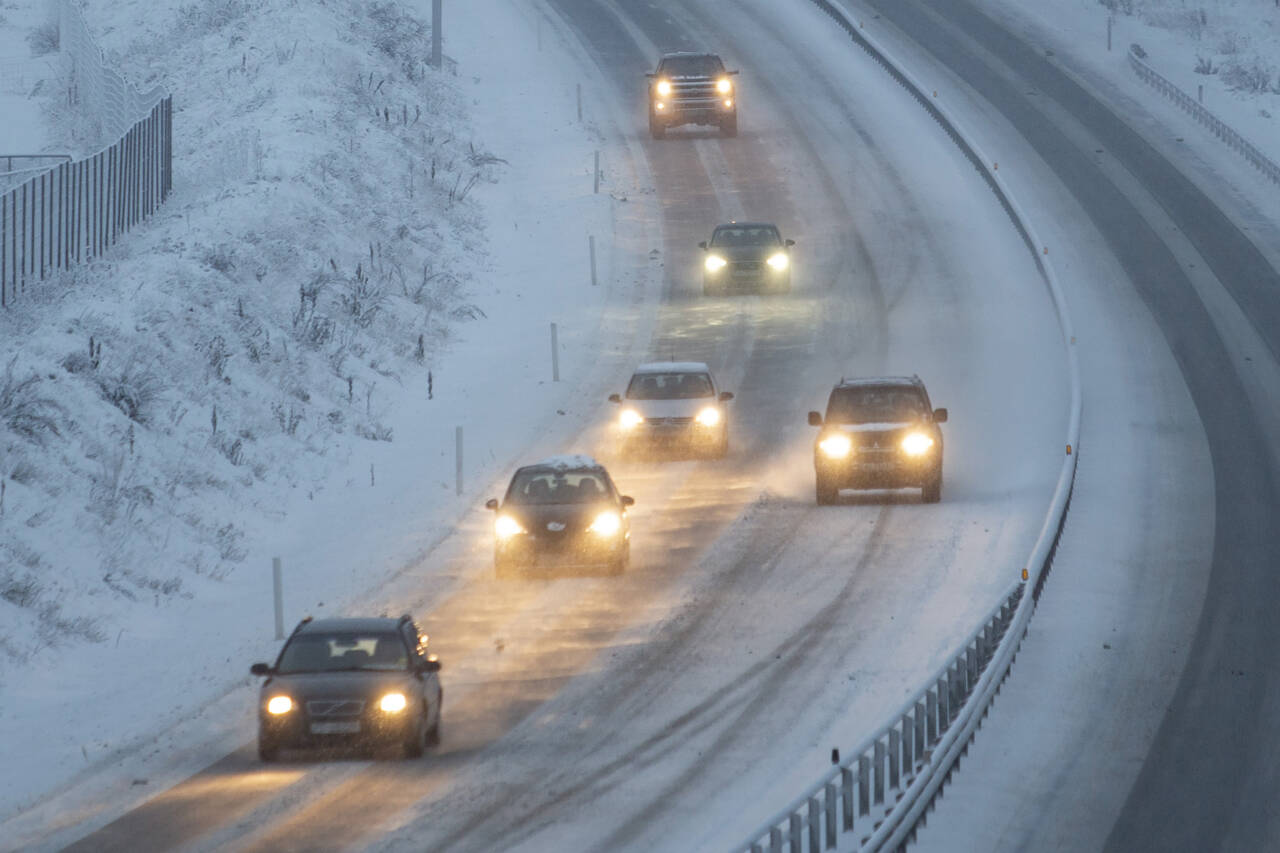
[826,386,926,424]
[659,55,724,77]
[710,226,781,247]
[507,470,612,504]
[626,372,714,400]
[277,632,407,673]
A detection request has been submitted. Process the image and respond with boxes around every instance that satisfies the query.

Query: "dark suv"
[646,52,739,139]
[250,615,443,761]
[699,222,794,294]
[808,377,947,504]
[486,455,634,577]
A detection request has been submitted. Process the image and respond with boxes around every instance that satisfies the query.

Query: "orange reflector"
[1066,444,1073,455]
[993,162,999,170]
[1043,247,1049,255]
[1021,568,1029,581]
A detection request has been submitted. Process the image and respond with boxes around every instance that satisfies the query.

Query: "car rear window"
[826,386,926,424]
[659,55,725,77]
[278,632,407,673]
[507,470,611,504]
[626,372,714,399]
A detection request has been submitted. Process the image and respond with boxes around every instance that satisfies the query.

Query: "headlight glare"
[266,695,293,715]
[379,692,408,713]
[495,515,525,539]
[695,407,721,427]
[767,252,789,270]
[656,80,672,96]
[705,254,727,272]
[901,433,935,456]
[716,78,732,94]
[588,511,622,536]
[619,409,645,429]
[818,434,853,459]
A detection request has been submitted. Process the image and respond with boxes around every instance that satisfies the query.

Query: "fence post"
[824,782,837,848]
[858,754,870,815]
[874,740,886,805]
[841,766,854,830]
[889,727,901,790]
[431,0,443,68]
[788,813,802,851]
[272,557,284,639]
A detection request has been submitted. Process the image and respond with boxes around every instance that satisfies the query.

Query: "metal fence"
[1127,46,1280,186]
[732,1,1085,850]
[0,0,173,307]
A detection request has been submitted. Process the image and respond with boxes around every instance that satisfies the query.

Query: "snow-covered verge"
[0,0,650,823]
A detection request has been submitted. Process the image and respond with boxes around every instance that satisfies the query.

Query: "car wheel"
[720,111,738,137]
[403,708,427,758]
[921,469,942,504]
[258,735,281,763]
[649,112,665,140]
[815,474,838,505]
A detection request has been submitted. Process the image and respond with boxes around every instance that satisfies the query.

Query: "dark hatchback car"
[700,222,794,294]
[808,376,947,504]
[250,615,443,761]
[485,455,634,578]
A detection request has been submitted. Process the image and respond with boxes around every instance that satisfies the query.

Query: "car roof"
[522,453,604,471]
[633,361,711,374]
[833,375,925,391]
[296,617,405,635]
[713,222,778,230]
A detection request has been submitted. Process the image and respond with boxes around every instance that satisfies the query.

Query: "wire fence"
[0,0,172,307]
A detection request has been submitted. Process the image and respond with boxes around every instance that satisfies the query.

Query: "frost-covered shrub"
[365,2,428,65]
[1216,31,1245,56]
[1142,7,1207,40]
[97,356,164,423]
[0,358,64,445]
[1195,55,1217,75]
[26,21,58,56]
[1222,57,1275,93]
[175,0,252,36]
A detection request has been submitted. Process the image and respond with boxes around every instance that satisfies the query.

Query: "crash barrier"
[1128,46,1280,187]
[0,3,172,307]
[735,2,1084,851]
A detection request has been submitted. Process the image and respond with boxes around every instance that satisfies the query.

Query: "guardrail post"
[926,690,938,744]
[841,766,854,830]
[858,754,870,815]
[967,645,977,693]
[789,813,802,851]
[769,826,782,853]
[874,740,886,805]
[915,701,927,764]
[889,727,901,790]
[939,675,951,731]
[808,797,820,850]
[824,782,837,848]
[901,712,914,773]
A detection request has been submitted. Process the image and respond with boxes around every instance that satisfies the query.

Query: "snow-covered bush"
[1222,56,1274,93]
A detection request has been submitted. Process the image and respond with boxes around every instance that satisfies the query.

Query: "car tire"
[921,469,942,504]
[258,736,281,763]
[815,474,838,505]
[649,112,665,140]
[403,708,427,758]
[720,112,738,137]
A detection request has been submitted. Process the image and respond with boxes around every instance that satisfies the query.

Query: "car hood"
[624,398,715,419]
[262,671,416,702]
[502,501,617,533]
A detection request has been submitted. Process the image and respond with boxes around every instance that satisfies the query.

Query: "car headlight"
[695,407,721,427]
[901,433,935,456]
[588,511,622,536]
[716,78,732,94]
[495,515,525,539]
[767,252,789,271]
[818,434,853,459]
[379,692,408,713]
[619,409,645,429]
[705,254,727,272]
[656,80,672,96]
[266,695,293,715]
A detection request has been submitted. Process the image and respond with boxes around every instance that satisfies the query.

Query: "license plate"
[310,721,360,734]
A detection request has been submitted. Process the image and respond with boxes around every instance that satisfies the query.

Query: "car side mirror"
[785,239,795,247]
[933,408,948,423]
[621,495,635,507]
[250,663,272,677]
[808,411,823,426]
[645,72,656,78]
[698,241,708,250]
[418,659,442,673]
[728,70,740,76]
[485,498,499,511]
[608,393,622,403]
[719,391,734,402]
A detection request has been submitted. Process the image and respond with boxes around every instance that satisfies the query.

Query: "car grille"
[670,79,718,103]
[649,417,693,426]
[307,699,365,717]
[733,261,761,272]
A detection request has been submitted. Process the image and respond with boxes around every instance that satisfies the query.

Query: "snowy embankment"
[0,0,652,821]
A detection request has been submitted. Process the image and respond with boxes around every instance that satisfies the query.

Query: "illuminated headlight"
[495,515,525,539]
[656,102,665,110]
[705,254,727,272]
[723,99,733,108]
[716,78,733,94]
[901,433,935,456]
[379,692,408,713]
[656,80,672,96]
[266,695,293,715]
[695,407,721,427]
[767,252,789,271]
[588,511,622,537]
[619,409,645,429]
[818,434,853,459]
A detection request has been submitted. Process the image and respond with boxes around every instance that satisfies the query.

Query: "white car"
[608,362,733,458]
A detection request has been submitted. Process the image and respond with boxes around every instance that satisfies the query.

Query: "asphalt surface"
[38,1,1070,850]
[843,0,1280,849]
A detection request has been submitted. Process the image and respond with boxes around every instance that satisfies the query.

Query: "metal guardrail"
[734,2,1084,850]
[1127,46,1280,187]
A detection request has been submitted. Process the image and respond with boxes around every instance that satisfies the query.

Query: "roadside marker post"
[550,322,561,381]
[272,557,284,640]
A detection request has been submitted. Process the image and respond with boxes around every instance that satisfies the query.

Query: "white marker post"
[589,235,597,286]
[272,557,284,640]
[550,322,560,382]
